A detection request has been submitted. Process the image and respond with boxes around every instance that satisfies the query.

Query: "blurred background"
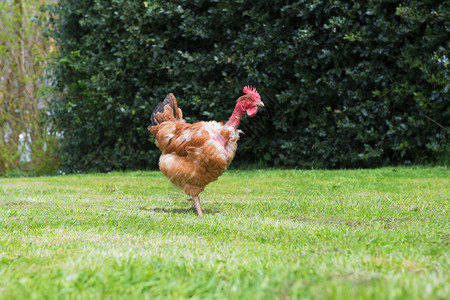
[1,0,448,176]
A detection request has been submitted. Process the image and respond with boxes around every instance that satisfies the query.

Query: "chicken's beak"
[256,101,264,107]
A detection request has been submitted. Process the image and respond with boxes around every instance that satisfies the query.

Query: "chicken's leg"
[187,198,204,211]
[191,196,203,216]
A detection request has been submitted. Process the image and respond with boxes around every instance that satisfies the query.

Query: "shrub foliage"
[0,0,58,176]
[48,0,449,172]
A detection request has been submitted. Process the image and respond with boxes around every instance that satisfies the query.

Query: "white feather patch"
[181,130,192,142]
[159,154,176,171]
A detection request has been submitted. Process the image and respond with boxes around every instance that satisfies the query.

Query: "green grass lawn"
[0,167,448,299]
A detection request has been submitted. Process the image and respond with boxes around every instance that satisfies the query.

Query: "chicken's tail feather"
[148,93,183,134]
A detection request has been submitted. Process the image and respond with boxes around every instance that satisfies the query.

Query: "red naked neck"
[225,101,245,130]
[213,101,245,150]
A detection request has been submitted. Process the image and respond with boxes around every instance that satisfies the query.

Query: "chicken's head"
[238,85,264,117]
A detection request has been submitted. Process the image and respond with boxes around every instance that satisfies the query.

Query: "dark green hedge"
[47,0,449,172]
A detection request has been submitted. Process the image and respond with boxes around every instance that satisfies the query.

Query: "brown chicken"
[148,86,264,215]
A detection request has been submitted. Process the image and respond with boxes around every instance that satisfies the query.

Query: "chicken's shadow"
[140,206,219,215]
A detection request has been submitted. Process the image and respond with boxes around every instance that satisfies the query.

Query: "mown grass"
[0,167,448,299]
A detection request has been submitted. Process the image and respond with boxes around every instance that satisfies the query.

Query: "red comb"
[243,85,261,101]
